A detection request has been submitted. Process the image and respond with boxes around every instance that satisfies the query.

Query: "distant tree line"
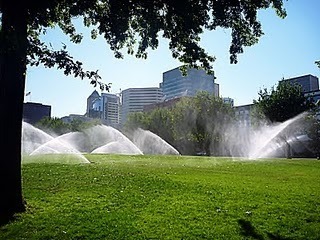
[125,84,320,158]
[35,85,320,158]
[124,91,236,156]
[35,117,101,136]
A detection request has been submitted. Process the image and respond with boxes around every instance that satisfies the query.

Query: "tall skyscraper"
[160,67,219,101]
[121,87,163,124]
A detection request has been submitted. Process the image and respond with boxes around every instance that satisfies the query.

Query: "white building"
[121,87,163,124]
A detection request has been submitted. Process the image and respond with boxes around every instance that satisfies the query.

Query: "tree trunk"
[0,1,28,225]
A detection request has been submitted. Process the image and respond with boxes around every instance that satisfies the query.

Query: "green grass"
[1,154,320,239]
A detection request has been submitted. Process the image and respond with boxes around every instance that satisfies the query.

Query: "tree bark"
[0,1,28,225]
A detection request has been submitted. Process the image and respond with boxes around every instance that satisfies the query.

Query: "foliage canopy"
[125,92,235,155]
[253,81,314,123]
[1,0,287,85]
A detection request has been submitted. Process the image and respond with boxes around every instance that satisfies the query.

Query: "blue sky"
[25,0,320,118]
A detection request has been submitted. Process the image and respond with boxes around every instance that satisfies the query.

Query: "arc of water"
[248,112,308,159]
[23,121,181,161]
[91,140,143,155]
[30,138,90,163]
[132,128,180,155]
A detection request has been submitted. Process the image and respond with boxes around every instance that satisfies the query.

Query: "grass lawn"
[1,154,320,239]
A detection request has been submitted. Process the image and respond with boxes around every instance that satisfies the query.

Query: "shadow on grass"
[238,219,292,240]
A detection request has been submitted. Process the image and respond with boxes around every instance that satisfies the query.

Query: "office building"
[282,74,319,93]
[86,91,121,125]
[234,104,254,127]
[23,102,51,124]
[61,114,93,123]
[121,87,163,124]
[222,97,234,107]
[143,98,182,112]
[282,74,320,118]
[86,90,100,115]
[161,67,219,101]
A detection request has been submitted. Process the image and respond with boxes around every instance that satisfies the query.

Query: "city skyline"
[24,0,320,117]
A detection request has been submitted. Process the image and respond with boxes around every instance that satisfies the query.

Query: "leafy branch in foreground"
[27,35,110,91]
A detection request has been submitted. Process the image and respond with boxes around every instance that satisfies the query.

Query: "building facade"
[143,97,182,112]
[283,74,320,119]
[86,91,121,126]
[222,97,234,107]
[61,114,93,123]
[121,87,163,124]
[234,104,254,127]
[86,90,100,115]
[161,67,219,101]
[282,74,319,93]
[23,102,51,124]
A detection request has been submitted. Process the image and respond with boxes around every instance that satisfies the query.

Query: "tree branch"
[27,35,110,91]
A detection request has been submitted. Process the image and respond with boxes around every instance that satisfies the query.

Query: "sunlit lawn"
[1,154,320,239]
